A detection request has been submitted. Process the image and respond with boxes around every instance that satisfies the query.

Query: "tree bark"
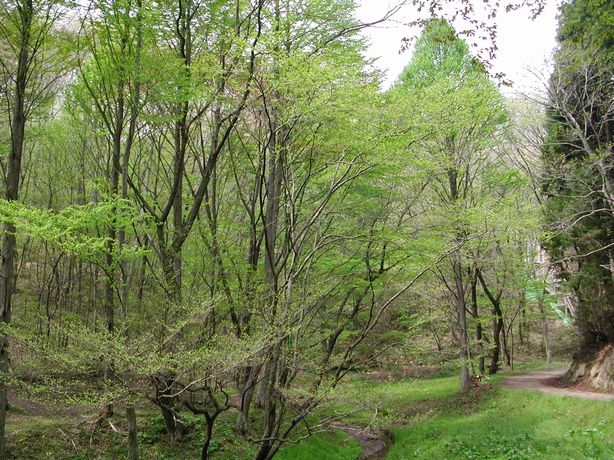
[236,365,259,436]
[126,405,138,460]
[154,371,184,441]
[477,271,504,374]
[201,412,218,460]
[501,326,512,366]
[448,169,470,392]
[539,296,552,364]
[470,269,485,374]
[454,258,470,392]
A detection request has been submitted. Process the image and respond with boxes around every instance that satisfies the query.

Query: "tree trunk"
[154,371,184,441]
[100,90,124,420]
[449,169,470,393]
[236,365,259,436]
[539,298,552,364]
[252,31,286,446]
[470,270,485,374]
[160,241,181,306]
[518,301,527,345]
[477,271,504,374]
[252,354,279,460]
[201,413,217,460]
[489,314,504,374]
[454,259,470,392]
[126,405,138,460]
[501,326,512,366]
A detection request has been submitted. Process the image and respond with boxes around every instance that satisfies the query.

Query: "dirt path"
[501,368,614,401]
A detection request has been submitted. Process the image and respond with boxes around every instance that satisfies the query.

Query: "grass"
[322,373,460,427]
[6,359,613,459]
[387,386,614,459]
[276,429,361,460]
[316,359,614,460]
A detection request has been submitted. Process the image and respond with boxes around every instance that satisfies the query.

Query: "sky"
[355,0,561,93]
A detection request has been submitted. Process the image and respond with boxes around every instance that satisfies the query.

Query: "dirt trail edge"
[501,368,614,401]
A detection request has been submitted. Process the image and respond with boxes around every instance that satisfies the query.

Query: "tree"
[394,18,509,391]
[0,0,68,454]
[541,0,614,383]
[73,0,148,418]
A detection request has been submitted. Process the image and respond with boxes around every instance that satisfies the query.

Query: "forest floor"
[5,360,614,459]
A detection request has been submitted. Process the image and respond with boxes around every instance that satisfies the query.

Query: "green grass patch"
[386,386,614,460]
[276,429,361,460]
[320,372,460,427]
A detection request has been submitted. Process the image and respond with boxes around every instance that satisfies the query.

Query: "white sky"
[355,0,561,93]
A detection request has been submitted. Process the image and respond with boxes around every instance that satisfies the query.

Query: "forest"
[0,0,612,459]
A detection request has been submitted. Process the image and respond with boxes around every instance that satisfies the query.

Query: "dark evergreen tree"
[542,0,614,356]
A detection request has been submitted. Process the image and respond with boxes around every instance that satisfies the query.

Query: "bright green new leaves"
[392,18,514,246]
[398,19,485,90]
[0,198,148,266]
[388,18,540,375]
